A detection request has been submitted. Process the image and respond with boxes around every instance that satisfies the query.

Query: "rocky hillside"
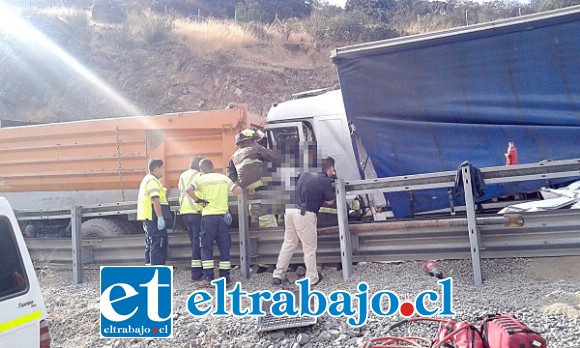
[2,1,566,123]
[0,7,338,123]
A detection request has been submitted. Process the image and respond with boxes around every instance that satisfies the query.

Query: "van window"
[0,217,29,299]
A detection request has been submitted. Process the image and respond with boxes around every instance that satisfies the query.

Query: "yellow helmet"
[235,128,262,145]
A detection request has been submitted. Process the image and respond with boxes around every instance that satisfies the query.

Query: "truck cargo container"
[0,105,264,237]
[331,6,580,217]
[266,6,580,219]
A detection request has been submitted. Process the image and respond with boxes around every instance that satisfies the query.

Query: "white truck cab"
[0,197,50,348]
[265,89,361,183]
[265,89,388,219]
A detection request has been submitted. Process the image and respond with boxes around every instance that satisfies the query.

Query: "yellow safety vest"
[178,169,202,214]
[191,173,236,215]
[137,174,168,221]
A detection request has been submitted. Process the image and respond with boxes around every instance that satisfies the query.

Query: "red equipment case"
[436,320,485,348]
[482,314,546,348]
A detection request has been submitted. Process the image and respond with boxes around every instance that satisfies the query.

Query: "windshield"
[0,217,29,299]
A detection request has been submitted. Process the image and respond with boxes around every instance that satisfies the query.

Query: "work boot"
[191,270,203,282]
[196,278,213,288]
[256,264,270,274]
[272,277,283,286]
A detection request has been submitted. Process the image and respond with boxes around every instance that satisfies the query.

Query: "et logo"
[100,266,173,338]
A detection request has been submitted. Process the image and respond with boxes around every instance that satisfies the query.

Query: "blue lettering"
[186,291,212,316]
[247,291,271,315]
[348,282,369,327]
[270,291,298,316]
[415,291,438,316]
[212,279,228,315]
[182,279,456,325]
[370,291,399,317]
[328,291,355,317]
[297,278,327,316]
[228,282,248,316]
[438,278,455,316]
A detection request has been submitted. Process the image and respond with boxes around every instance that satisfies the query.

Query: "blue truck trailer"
[331,6,580,218]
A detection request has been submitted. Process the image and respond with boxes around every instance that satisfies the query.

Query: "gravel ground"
[37,257,580,348]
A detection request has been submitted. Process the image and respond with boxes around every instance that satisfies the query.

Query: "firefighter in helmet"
[227,128,276,274]
[227,128,275,227]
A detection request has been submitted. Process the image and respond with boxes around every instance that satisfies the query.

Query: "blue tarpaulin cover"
[332,7,580,217]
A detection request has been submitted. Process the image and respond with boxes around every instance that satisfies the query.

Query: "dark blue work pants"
[183,213,203,280]
[143,220,168,265]
[200,215,231,280]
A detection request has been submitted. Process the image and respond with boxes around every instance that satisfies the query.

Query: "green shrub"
[308,9,398,47]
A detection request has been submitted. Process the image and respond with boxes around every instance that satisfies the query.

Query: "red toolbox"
[482,314,546,348]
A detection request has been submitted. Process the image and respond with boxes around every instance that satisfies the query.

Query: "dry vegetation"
[128,10,322,67]
[0,3,339,122]
[0,1,574,122]
[173,19,257,58]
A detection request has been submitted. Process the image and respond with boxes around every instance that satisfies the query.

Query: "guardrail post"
[462,166,483,287]
[71,205,83,285]
[336,179,353,280]
[238,193,251,279]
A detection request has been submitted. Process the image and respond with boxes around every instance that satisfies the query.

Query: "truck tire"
[112,218,140,235]
[24,224,37,238]
[81,218,127,239]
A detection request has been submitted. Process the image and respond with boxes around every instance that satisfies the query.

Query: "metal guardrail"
[345,158,580,193]
[335,158,580,286]
[26,209,580,268]
[15,199,183,221]
[19,158,580,286]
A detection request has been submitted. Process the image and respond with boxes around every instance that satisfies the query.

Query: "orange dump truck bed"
[0,105,264,209]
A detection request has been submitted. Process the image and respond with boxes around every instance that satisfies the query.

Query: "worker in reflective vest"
[178,156,205,281]
[137,159,171,265]
[187,159,242,287]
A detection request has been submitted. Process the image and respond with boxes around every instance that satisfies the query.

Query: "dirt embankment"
[0,13,338,123]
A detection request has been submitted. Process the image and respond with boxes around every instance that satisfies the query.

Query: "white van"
[0,197,50,348]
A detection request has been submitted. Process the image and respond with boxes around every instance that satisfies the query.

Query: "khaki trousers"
[273,208,319,284]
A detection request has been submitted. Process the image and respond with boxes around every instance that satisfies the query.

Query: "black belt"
[296,204,315,214]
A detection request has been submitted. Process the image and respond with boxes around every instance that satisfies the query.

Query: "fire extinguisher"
[505,141,519,165]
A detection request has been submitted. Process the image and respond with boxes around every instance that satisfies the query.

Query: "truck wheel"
[81,218,127,239]
[113,218,140,235]
[24,224,37,238]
